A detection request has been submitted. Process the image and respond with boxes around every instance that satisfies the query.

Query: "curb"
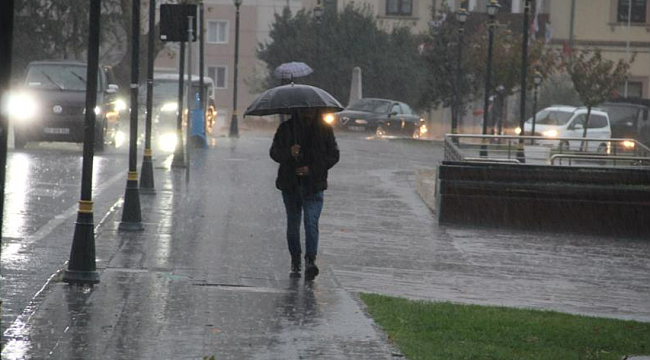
[415,169,437,213]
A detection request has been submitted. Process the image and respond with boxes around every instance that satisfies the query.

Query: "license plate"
[44,127,70,135]
[348,126,365,131]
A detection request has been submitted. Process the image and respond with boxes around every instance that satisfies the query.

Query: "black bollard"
[119,0,144,231]
[63,0,102,284]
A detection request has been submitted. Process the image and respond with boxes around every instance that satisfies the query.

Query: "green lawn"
[360,294,650,360]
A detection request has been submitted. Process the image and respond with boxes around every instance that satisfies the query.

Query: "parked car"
[8,60,121,151]
[336,98,426,138]
[598,98,650,146]
[520,106,611,152]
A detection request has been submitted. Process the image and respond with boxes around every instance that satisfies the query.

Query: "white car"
[520,106,611,152]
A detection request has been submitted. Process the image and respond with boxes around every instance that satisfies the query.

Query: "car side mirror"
[574,123,584,130]
[107,84,119,94]
[389,111,398,117]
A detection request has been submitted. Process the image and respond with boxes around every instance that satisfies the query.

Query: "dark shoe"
[304,254,319,281]
[290,255,301,278]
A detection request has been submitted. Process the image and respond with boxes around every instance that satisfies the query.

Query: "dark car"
[9,60,121,151]
[598,98,650,146]
[336,98,426,138]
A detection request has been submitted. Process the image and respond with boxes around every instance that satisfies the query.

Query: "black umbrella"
[244,83,344,116]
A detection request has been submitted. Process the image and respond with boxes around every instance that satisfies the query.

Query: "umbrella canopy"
[273,62,313,80]
[244,84,344,116]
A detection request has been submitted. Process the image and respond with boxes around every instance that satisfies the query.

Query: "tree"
[568,49,633,149]
[420,6,561,132]
[12,0,178,89]
[257,5,428,108]
[419,7,473,125]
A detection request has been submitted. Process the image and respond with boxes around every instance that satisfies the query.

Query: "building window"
[208,66,227,89]
[617,0,647,23]
[618,81,643,98]
[386,0,412,16]
[207,20,229,44]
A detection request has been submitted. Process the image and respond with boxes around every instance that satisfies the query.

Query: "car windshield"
[347,99,391,113]
[599,105,639,126]
[25,64,101,92]
[526,110,573,125]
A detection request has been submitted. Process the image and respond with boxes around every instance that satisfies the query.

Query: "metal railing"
[444,134,650,168]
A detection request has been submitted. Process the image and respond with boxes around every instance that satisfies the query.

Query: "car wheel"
[376,125,385,138]
[94,120,106,152]
[14,130,27,150]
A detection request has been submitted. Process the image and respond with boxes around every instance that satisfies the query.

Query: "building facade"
[549,0,649,98]
[154,0,303,133]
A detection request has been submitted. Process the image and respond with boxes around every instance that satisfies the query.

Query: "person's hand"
[296,166,309,176]
[291,144,301,158]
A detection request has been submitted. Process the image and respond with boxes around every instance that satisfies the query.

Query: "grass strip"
[360,293,650,360]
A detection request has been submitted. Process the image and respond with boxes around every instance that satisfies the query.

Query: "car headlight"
[158,132,178,153]
[542,129,558,138]
[323,113,335,125]
[6,93,38,121]
[115,99,127,112]
[160,102,178,113]
[515,127,522,135]
[94,106,102,115]
[115,130,126,148]
[420,124,428,135]
[623,140,635,149]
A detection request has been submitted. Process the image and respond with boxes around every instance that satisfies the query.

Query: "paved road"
[2,130,649,359]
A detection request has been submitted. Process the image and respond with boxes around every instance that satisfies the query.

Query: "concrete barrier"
[435,161,650,237]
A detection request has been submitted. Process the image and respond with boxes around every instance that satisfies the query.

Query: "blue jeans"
[282,188,324,257]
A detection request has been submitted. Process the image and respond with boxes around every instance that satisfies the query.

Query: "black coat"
[270,117,339,194]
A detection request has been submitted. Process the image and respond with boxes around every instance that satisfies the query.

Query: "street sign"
[160,4,197,42]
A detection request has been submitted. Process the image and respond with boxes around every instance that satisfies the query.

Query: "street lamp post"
[228,0,243,138]
[140,0,156,193]
[495,85,505,137]
[453,8,469,139]
[172,41,187,168]
[517,0,532,163]
[314,2,323,86]
[480,0,500,157]
[531,70,543,144]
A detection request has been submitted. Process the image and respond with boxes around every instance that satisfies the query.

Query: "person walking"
[270,108,339,280]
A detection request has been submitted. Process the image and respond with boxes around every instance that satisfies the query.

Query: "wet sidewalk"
[2,134,400,359]
[3,132,650,359]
